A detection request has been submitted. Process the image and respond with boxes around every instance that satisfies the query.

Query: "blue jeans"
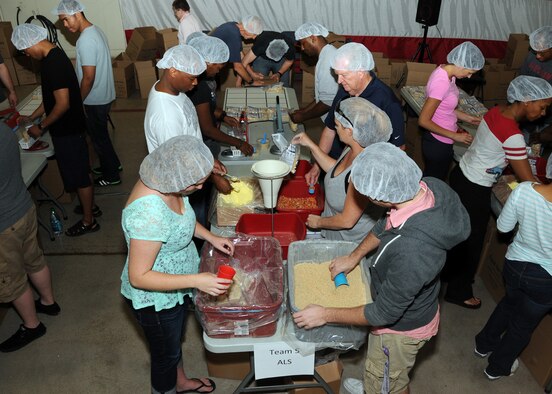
[251,57,291,87]
[475,259,552,376]
[127,298,190,393]
[84,103,121,181]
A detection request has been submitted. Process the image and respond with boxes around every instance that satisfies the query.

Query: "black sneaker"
[94,177,122,187]
[35,299,61,316]
[73,204,103,217]
[92,165,123,176]
[0,323,46,352]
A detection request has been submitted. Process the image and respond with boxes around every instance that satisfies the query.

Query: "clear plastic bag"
[212,177,264,226]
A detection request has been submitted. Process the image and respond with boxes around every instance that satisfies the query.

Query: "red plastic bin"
[276,179,324,222]
[235,213,306,259]
[291,160,311,179]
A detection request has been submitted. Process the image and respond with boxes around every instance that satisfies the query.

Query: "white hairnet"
[11,24,48,51]
[331,42,375,72]
[507,75,552,103]
[185,31,207,45]
[447,41,485,70]
[51,0,84,15]
[351,142,422,203]
[335,97,392,147]
[189,35,229,64]
[295,22,329,41]
[241,15,263,35]
[529,26,552,51]
[266,39,289,62]
[156,44,206,75]
[140,136,214,193]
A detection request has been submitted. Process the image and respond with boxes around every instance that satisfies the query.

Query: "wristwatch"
[276,71,282,78]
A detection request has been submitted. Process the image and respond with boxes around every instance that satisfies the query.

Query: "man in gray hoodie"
[293,142,470,394]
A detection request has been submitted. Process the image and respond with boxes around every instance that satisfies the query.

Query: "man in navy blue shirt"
[305,43,405,185]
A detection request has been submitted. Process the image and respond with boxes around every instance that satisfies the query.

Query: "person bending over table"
[172,0,201,45]
[291,97,391,243]
[293,143,469,394]
[444,76,552,310]
[418,41,485,181]
[121,135,234,394]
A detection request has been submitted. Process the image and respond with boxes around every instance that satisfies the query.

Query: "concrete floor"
[0,83,545,393]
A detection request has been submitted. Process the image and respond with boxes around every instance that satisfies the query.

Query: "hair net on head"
[185,31,207,45]
[51,0,85,15]
[507,75,552,103]
[446,41,484,70]
[351,142,422,203]
[156,44,206,75]
[11,24,48,51]
[188,35,229,63]
[140,136,214,193]
[295,22,329,41]
[331,43,374,71]
[529,26,552,51]
[334,97,392,147]
[241,15,263,35]
[266,39,289,62]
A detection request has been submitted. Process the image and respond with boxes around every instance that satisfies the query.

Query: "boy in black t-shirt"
[11,24,100,236]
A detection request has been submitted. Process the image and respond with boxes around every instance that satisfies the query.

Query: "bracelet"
[276,71,282,78]
[219,111,227,121]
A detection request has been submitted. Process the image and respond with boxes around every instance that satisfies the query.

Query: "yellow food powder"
[220,181,254,206]
[293,261,370,309]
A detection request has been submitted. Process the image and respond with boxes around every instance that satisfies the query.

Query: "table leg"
[38,216,55,241]
[37,176,68,219]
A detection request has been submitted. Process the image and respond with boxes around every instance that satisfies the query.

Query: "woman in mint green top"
[121,135,234,394]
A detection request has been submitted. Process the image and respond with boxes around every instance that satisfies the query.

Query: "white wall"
[0,0,127,58]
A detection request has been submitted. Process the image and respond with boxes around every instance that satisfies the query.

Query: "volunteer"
[291,97,391,242]
[418,41,485,180]
[444,76,552,309]
[172,0,202,45]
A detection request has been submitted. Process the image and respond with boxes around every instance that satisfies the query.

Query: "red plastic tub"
[235,213,306,259]
[276,179,324,222]
[291,160,311,179]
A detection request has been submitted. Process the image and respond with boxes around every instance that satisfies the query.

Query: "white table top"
[20,153,47,187]
[16,86,55,158]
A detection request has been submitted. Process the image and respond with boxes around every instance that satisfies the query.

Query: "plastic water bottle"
[50,208,63,236]
[238,111,248,142]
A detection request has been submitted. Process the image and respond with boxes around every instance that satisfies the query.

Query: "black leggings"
[422,132,454,181]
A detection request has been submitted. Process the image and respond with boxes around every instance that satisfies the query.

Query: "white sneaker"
[343,377,364,394]
[474,347,490,358]
[484,358,519,380]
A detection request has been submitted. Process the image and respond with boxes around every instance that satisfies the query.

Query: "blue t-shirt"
[325,72,405,158]
[120,195,199,312]
[211,22,242,63]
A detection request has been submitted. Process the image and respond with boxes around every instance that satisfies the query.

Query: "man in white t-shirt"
[290,22,338,123]
[172,0,202,45]
[54,0,122,187]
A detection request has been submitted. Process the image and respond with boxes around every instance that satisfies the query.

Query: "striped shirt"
[497,182,552,275]
[460,106,527,187]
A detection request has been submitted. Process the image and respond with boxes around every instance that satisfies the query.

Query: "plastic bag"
[212,177,264,227]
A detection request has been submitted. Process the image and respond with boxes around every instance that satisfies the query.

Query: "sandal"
[444,295,482,309]
[177,378,216,393]
[65,220,100,237]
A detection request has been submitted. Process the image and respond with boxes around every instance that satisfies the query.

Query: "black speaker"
[415,0,442,26]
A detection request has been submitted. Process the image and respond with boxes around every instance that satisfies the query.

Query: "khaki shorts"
[0,205,47,303]
[364,332,431,394]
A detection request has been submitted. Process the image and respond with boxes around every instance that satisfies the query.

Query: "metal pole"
[270,178,274,237]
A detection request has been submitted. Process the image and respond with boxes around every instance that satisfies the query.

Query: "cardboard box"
[301,71,315,106]
[326,32,346,49]
[374,57,392,86]
[126,26,158,61]
[156,28,178,56]
[134,60,157,99]
[504,33,530,70]
[521,314,552,388]
[478,219,509,302]
[290,360,344,394]
[112,54,135,98]
[0,22,17,59]
[391,60,407,87]
[12,56,40,85]
[404,118,424,170]
[3,57,18,87]
[205,351,251,380]
[405,62,436,86]
[483,64,517,100]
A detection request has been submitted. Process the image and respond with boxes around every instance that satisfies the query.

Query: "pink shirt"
[373,181,440,339]
[426,66,459,145]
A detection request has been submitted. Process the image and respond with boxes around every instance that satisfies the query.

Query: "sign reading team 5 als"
[253,342,315,379]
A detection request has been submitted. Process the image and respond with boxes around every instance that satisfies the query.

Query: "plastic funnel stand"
[217,265,236,279]
[334,272,349,288]
[252,160,290,208]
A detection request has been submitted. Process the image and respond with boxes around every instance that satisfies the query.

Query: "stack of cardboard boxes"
[0,21,40,86]
[113,27,179,99]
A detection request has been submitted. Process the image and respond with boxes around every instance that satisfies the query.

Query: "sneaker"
[73,204,103,217]
[92,165,123,176]
[35,299,61,316]
[343,378,364,394]
[94,177,121,187]
[474,347,491,358]
[484,358,519,381]
[0,323,46,352]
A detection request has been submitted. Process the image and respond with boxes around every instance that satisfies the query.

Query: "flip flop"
[177,378,216,394]
[444,296,482,310]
